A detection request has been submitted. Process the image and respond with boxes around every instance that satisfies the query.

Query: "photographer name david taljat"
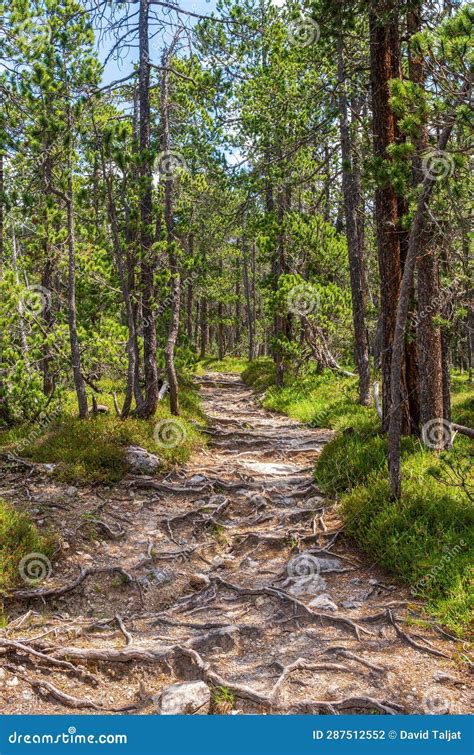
[400,730,461,741]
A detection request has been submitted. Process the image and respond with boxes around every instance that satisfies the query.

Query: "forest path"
[0,373,470,714]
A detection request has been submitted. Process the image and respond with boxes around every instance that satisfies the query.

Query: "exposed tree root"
[388,610,450,659]
[173,646,403,714]
[0,639,97,683]
[11,566,133,601]
[11,670,137,712]
[209,576,372,639]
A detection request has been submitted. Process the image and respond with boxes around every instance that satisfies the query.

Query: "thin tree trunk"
[98,131,138,418]
[0,151,12,425]
[11,220,28,358]
[242,239,254,361]
[66,182,88,419]
[137,0,158,418]
[337,37,371,406]
[161,39,181,415]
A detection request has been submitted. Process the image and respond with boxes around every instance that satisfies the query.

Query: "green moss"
[0,499,54,591]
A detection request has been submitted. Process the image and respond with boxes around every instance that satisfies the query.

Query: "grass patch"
[198,356,251,374]
[211,686,235,714]
[342,472,473,633]
[0,499,54,592]
[241,360,474,633]
[1,379,205,484]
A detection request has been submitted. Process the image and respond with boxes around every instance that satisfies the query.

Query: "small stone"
[433,671,457,683]
[314,557,343,572]
[188,474,206,485]
[326,685,339,700]
[62,541,70,550]
[0,669,5,679]
[156,681,210,715]
[189,573,210,590]
[308,593,338,612]
[341,600,362,609]
[124,446,161,475]
[22,690,32,701]
[65,486,78,498]
[289,576,327,597]
[7,676,19,687]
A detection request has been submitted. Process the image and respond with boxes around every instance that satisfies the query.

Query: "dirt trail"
[0,373,471,714]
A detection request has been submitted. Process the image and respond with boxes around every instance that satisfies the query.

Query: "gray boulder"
[308,593,338,612]
[156,681,211,715]
[124,446,161,474]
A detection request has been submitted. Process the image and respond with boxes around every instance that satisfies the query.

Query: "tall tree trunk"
[10,220,28,358]
[235,259,241,352]
[66,178,88,419]
[242,239,255,361]
[369,1,411,433]
[98,127,138,418]
[217,258,224,361]
[161,41,181,415]
[62,67,88,419]
[337,37,371,406]
[388,118,457,497]
[137,0,158,418]
[407,3,442,438]
[0,151,12,425]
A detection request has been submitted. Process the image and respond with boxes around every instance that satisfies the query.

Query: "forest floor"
[0,373,471,715]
